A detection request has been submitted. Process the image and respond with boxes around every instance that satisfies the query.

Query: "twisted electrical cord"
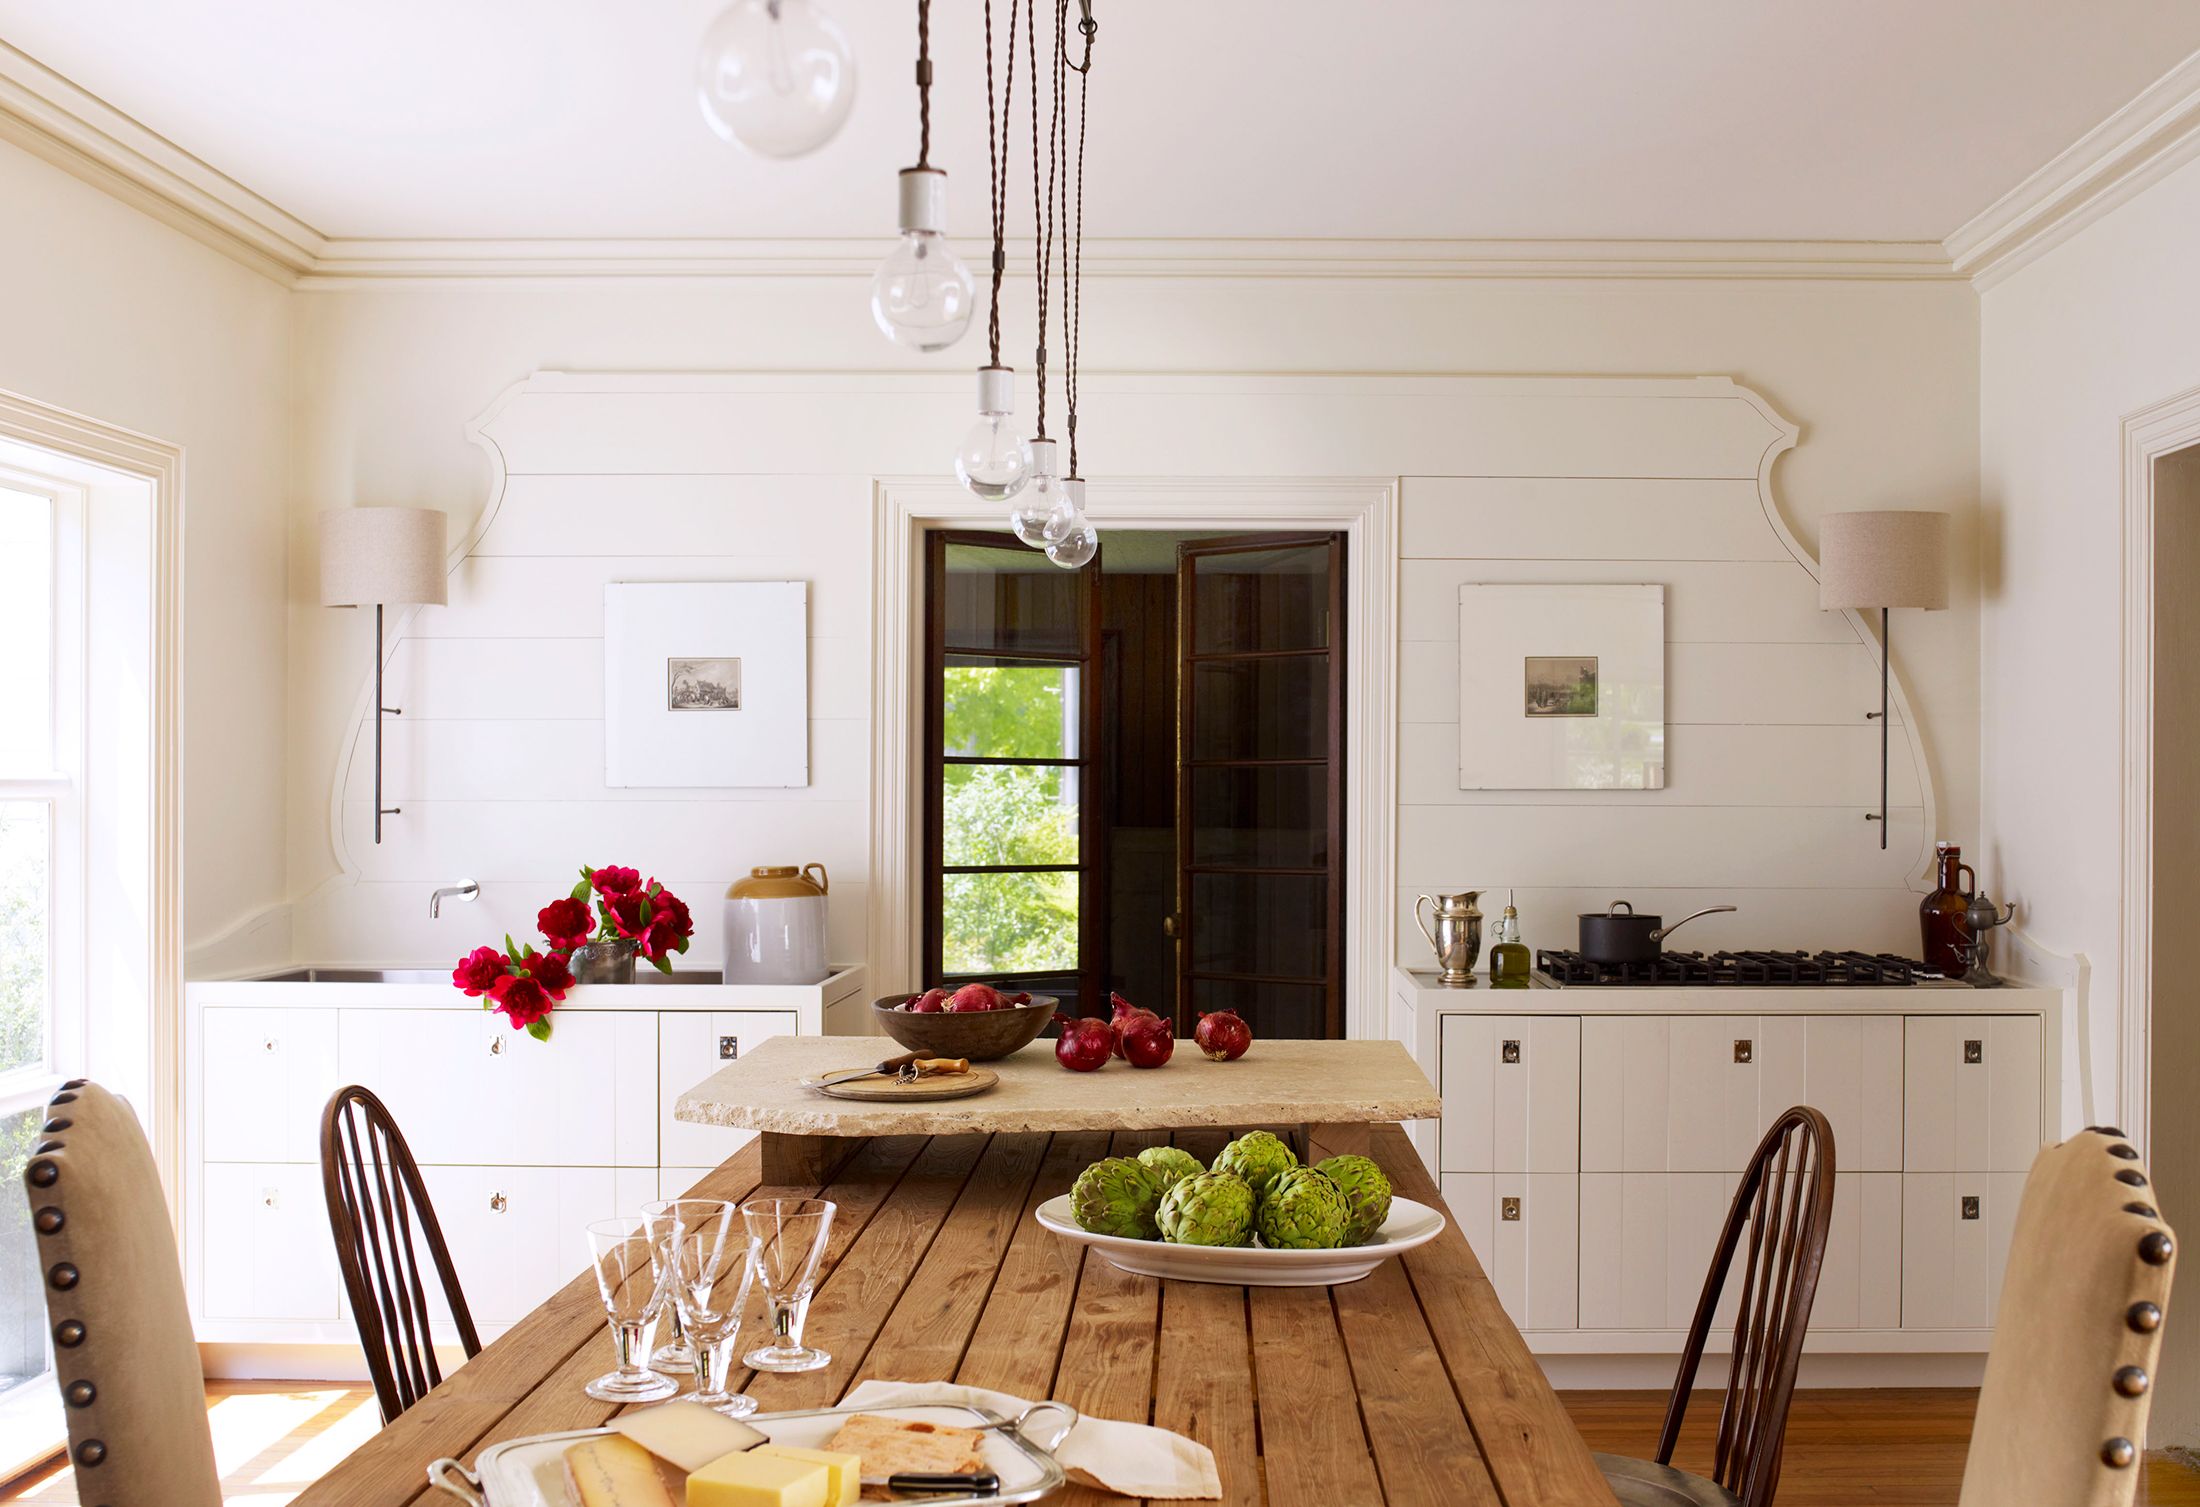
[982,0,1020,366]
[914,0,933,169]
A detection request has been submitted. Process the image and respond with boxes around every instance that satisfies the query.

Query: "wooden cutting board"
[805,1067,1001,1102]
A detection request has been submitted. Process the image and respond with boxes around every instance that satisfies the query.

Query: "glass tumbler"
[583,1218,678,1403]
[741,1197,836,1373]
[647,1200,760,1416]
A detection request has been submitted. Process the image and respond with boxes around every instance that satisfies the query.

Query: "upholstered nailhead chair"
[20,1080,222,1507]
[1957,1127,2178,1507]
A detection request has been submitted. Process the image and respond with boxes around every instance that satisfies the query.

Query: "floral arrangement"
[450,864,695,1040]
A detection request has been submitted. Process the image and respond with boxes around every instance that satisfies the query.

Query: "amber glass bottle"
[1920,842,1977,977]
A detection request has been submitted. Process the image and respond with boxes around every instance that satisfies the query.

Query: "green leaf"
[649,952,674,975]
[570,877,591,902]
[527,1019,552,1041]
[504,933,524,965]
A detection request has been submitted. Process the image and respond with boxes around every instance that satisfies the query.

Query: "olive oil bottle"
[1489,890,1532,986]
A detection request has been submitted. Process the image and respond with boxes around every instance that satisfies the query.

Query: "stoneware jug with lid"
[723,864,830,984]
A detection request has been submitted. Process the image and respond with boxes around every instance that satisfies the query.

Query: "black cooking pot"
[1577,900,1738,964]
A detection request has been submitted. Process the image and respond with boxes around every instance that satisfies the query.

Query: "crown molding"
[1946,47,2200,290]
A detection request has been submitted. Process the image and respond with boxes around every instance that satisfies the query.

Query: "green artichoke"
[1314,1154,1394,1245]
[1070,1156,1165,1240]
[1212,1131,1298,1202]
[1256,1167,1350,1250]
[1137,1145,1207,1194]
[1157,1172,1256,1247]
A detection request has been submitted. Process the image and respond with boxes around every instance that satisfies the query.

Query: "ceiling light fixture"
[1043,0,1099,570]
[696,0,857,160]
[871,0,976,351]
[955,0,1033,504]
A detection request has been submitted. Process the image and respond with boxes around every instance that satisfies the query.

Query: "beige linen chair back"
[21,1079,221,1507]
[1959,1127,2177,1507]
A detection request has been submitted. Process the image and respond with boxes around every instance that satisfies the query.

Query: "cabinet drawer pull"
[1961,1194,1980,1220]
[489,1192,508,1214]
[262,1188,281,1210]
[1500,1040,1520,1065]
[1501,1196,1521,1222]
[1734,1039,1753,1064]
[263,1038,279,1054]
[1964,1039,1983,1064]
[720,1035,741,1061]
[489,1036,505,1056]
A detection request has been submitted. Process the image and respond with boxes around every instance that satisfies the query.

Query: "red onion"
[948,983,1004,1013]
[1055,1017,1113,1072]
[1194,1010,1252,1061]
[1121,1013,1175,1068]
[907,987,951,1013]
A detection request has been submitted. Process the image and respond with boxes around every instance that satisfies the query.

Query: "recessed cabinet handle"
[489,1036,505,1056]
[1734,1040,1754,1064]
[1501,1196,1521,1222]
[720,1036,741,1061]
[1961,1194,1980,1220]
[1964,1039,1983,1064]
[489,1192,508,1214]
[262,1188,281,1210]
[263,1038,279,1054]
[1500,1040,1521,1064]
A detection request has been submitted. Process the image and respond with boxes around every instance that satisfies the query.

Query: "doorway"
[921,529,1347,1038]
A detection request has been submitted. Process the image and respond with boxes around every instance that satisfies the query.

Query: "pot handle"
[1606,900,1635,917]
[1648,904,1738,943]
[1414,894,1438,952]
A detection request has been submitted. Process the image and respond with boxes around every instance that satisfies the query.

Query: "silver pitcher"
[1415,890,1484,986]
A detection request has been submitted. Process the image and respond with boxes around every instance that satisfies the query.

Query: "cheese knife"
[813,1052,971,1088]
[861,1470,1000,1496]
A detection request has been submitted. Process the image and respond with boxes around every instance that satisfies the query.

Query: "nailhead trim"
[33,1207,62,1234]
[2091,1126,2129,1137]
[2141,1231,2176,1266]
[2117,1169,2150,1187]
[2115,1367,2150,1397]
[2130,1301,2164,1333]
[64,1380,95,1408]
[54,1320,85,1347]
[2108,1144,2140,1159]
[47,1263,78,1290]
[32,1139,62,1155]
[2103,1438,2137,1469]
[27,1159,58,1188]
[2125,1203,2160,1218]
[49,1092,76,1105]
[41,1118,69,1133]
[74,1440,104,1467]
[60,1078,86,1089]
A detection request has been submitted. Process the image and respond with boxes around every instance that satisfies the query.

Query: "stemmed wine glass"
[639,1200,698,1376]
[584,1218,678,1403]
[741,1198,836,1373]
[646,1200,761,1417]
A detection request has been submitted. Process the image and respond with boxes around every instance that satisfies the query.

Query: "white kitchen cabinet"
[1903,1017,2043,1173]
[202,1164,345,1321]
[340,1008,657,1168]
[202,1007,343,1164]
[1755,1016,1904,1173]
[421,1165,659,1329]
[658,1010,798,1168]
[1802,1172,1902,1330]
[1439,1015,1579,1173]
[1901,1172,2026,1331]
[1443,1172,1579,1331]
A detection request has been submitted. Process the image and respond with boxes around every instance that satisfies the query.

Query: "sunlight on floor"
[2,1384,379,1505]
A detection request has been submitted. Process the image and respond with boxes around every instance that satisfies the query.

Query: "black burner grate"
[1534,949,1939,986]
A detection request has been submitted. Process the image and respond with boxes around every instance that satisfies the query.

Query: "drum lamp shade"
[1818,510,1948,611]
[319,507,448,607]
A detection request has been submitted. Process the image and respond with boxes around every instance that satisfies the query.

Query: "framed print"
[604,581,808,787]
[1458,583,1664,790]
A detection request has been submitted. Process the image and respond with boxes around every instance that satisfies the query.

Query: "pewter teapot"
[1415,890,1484,986]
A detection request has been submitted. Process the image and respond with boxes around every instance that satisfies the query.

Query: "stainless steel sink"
[245,967,729,985]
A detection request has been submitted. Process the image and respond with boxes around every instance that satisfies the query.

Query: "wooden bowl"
[872,993,1059,1061]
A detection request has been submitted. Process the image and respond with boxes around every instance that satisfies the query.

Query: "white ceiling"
[2,0,2197,245]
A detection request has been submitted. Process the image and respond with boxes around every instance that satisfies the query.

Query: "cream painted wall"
[0,138,291,963]
[286,278,1981,973]
[1979,150,2200,1134]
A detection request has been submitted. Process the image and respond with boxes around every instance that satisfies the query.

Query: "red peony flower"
[637,886,694,962]
[600,888,651,941]
[529,949,575,999]
[589,865,642,898]
[451,945,508,997]
[490,973,553,1029]
[537,897,595,952]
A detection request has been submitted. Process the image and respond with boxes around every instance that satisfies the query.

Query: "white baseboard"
[1541,1350,1987,1390]
[198,1341,467,1383]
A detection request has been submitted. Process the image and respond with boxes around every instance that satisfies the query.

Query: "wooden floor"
[5,1383,2199,1503]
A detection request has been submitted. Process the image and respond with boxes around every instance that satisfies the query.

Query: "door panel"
[1901,1171,2026,1331]
[1444,1172,1578,1331]
[659,1010,796,1167]
[1439,1015,1580,1174]
[1903,1016,2043,1172]
[202,1164,345,1321]
[203,1006,342,1164]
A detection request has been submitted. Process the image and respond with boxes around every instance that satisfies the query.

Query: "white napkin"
[837,1378,1222,1500]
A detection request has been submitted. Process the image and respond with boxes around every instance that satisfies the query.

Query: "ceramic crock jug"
[1415,890,1484,986]
[722,864,830,985]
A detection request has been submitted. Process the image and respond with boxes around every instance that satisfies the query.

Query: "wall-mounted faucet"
[430,880,481,919]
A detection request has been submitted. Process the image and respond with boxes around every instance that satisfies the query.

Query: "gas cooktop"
[1533,949,1953,987]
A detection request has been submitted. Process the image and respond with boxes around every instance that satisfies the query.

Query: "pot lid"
[728,864,828,900]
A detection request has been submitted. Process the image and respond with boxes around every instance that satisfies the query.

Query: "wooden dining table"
[294,1121,1619,1507]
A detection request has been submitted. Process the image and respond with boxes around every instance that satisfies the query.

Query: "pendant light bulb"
[872,168,975,352]
[1009,437,1073,547]
[955,366,1032,502]
[696,0,857,160]
[1046,477,1098,569]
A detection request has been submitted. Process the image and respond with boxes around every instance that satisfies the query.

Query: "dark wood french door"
[1175,534,1346,1040]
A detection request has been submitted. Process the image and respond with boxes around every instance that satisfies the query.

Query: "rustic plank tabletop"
[292,1122,1617,1507]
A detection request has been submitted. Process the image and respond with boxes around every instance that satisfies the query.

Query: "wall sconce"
[319,507,448,844]
[1818,510,1948,849]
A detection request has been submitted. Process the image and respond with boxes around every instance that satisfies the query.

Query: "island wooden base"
[764,1120,1374,1185]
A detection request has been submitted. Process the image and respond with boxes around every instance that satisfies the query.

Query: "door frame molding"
[2119,380,2200,1153]
[873,478,1400,1040]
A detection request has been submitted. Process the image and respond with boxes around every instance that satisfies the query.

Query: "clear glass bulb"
[1047,516,1099,569]
[871,231,975,351]
[1009,438,1067,546]
[696,0,857,160]
[955,368,1031,502]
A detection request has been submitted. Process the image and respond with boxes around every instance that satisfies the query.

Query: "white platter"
[428,1404,1065,1507]
[1033,1194,1446,1286]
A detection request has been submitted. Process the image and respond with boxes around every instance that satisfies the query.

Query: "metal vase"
[570,937,639,985]
[1414,891,1484,986]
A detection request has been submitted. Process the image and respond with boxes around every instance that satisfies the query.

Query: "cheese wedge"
[750,1444,860,1507]
[563,1434,680,1507]
[685,1450,831,1507]
[611,1401,768,1473]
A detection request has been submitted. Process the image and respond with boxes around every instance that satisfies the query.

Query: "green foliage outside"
[942,664,1078,976]
[0,805,47,1078]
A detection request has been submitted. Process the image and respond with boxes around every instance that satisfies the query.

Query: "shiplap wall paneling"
[1444,1172,1580,1331]
[1902,1016,2045,1172]
[659,1010,796,1165]
[1900,1172,2026,1332]
[202,1006,340,1163]
[1438,1014,1580,1173]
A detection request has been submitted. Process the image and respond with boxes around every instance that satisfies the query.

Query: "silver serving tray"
[428,1402,1067,1507]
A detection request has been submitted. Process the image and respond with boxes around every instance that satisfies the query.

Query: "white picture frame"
[604,581,808,787]
[1457,583,1665,790]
